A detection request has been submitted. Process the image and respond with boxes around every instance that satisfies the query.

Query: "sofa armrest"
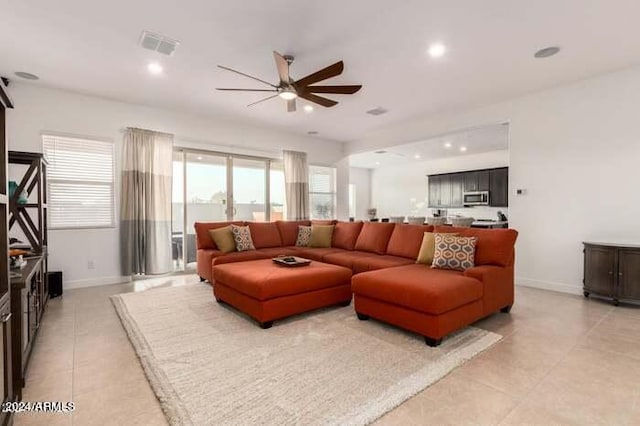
[464,265,514,315]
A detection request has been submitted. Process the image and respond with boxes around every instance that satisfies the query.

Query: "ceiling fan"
[216,51,362,112]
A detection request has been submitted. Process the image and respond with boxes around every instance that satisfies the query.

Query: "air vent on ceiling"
[366,107,388,116]
[139,31,180,56]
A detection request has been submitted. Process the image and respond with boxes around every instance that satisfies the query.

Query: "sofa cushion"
[255,247,299,258]
[230,225,256,251]
[208,226,236,253]
[212,250,269,266]
[386,224,434,259]
[194,221,244,250]
[312,220,337,225]
[276,220,311,246]
[332,221,363,250]
[248,222,282,249]
[434,226,518,267]
[309,225,334,248]
[431,234,477,271]
[293,247,346,262]
[354,222,396,254]
[352,264,483,315]
[352,255,414,274]
[416,232,458,265]
[323,251,378,271]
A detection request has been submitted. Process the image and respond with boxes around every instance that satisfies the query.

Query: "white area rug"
[111,283,501,426]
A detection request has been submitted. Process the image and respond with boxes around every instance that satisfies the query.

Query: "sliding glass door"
[173,149,280,271]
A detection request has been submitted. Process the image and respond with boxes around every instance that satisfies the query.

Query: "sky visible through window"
[172,161,285,205]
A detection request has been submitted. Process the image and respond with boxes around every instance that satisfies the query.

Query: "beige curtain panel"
[283,150,310,220]
[120,127,173,275]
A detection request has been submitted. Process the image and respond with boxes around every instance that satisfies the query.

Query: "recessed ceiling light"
[14,71,39,80]
[197,156,203,161]
[444,142,452,148]
[428,43,446,58]
[534,46,560,58]
[307,131,318,135]
[375,161,381,166]
[460,146,467,152]
[147,62,163,75]
[414,154,421,159]
[303,105,314,113]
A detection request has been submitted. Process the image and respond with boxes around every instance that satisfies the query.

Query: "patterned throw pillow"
[295,226,311,247]
[431,234,477,271]
[230,225,255,252]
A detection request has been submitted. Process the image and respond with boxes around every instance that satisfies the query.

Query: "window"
[309,165,336,219]
[43,134,115,229]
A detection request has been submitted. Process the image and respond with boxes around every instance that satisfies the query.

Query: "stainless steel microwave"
[463,191,489,206]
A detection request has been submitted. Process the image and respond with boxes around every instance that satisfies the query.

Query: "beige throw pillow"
[208,226,236,253]
[309,225,334,248]
[416,232,458,265]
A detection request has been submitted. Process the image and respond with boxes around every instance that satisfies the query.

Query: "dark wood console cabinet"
[583,242,640,306]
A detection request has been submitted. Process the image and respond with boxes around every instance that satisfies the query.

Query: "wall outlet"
[87,260,95,270]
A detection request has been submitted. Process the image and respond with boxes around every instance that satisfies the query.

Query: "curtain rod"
[124,127,174,136]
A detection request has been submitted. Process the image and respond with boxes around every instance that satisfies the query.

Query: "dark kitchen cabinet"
[463,170,490,192]
[583,242,640,305]
[428,167,508,208]
[450,173,464,207]
[489,168,508,207]
[428,175,440,208]
[439,175,451,207]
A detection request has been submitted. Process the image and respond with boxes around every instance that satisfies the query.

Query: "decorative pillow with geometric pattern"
[230,225,256,252]
[431,234,477,271]
[295,226,312,247]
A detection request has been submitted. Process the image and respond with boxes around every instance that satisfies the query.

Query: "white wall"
[349,167,372,220]
[370,150,508,219]
[6,83,347,287]
[348,65,640,295]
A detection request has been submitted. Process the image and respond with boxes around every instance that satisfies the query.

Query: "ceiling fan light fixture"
[278,89,298,100]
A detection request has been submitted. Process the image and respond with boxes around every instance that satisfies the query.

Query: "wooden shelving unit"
[7,151,49,400]
[0,77,16,426]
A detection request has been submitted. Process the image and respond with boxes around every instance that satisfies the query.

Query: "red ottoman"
[213,259,352,328]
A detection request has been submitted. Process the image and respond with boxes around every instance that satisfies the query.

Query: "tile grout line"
[495,304,615,425]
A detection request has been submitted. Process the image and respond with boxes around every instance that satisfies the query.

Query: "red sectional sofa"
[195,220,518,346]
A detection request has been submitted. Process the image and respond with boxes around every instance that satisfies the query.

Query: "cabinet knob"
[619,272,623,276]
[608,271,613,275]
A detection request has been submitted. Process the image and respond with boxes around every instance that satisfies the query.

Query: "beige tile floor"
[13,275,640,426]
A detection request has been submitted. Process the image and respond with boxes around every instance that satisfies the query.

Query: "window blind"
[42,134,115,229]
[309,165,336,219]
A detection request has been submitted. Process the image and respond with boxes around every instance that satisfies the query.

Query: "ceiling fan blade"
[294,61,344,88]
[217,65,277,88]
[298,92,338,108]
[305,85,362,94]
[273,51,290,84]
[287,99,296,112]
[216,88,277,92]
[247,94,279,107]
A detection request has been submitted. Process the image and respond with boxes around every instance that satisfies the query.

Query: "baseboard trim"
[516,277,582,296]
[64,275,132,290]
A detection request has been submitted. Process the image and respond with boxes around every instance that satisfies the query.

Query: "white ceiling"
[2,1,640,142]
[349,123,509,169]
